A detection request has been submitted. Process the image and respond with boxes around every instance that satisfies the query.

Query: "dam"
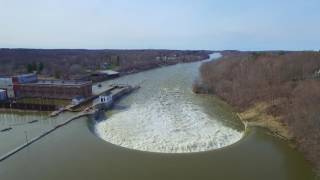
[0,54,316,180]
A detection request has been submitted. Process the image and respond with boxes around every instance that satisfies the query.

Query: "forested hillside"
[0,49,210,78]
[194,52,320,172]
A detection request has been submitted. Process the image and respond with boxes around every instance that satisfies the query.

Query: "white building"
[94,94,113,109]
[0,89,8,101]
[0,77,15,98]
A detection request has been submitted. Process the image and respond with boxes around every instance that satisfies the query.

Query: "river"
[0,54,316,180]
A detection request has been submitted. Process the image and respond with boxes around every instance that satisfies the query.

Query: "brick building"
[15,80,92,99]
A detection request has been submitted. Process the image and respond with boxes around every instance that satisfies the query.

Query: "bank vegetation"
[193,51,320,173]
[0,49,210,79]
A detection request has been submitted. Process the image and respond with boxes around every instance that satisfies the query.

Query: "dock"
[50,84,137,116]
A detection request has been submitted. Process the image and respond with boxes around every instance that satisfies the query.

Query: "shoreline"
[194,91,292,141]
[118,56,210,76]
[0,56,211,115]
[236,102,293,141]
[193,52,320,175]
[196,92,320,174]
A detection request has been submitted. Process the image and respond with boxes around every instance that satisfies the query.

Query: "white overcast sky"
[0,0,319,50]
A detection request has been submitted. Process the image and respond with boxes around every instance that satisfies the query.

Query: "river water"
[0,54,317,180]
[94,53,243,153]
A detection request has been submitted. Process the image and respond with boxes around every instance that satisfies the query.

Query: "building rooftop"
[12,73,37,77]
[97,70,120,75]
[26,80,92,86]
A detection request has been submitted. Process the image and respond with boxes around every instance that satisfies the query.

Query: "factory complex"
[0,73,92,101]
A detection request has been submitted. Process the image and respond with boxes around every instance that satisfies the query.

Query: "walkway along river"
[0,54,317,180]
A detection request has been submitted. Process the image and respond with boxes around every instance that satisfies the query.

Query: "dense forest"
[0,49,211,79]
[194,51,320,172]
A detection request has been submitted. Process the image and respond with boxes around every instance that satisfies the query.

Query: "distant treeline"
[194,51,320,172]
[0,49,211,78]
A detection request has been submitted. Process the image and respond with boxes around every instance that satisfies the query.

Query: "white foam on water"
[95,88,243,153]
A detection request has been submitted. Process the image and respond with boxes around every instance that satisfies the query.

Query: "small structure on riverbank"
[76,70,120,82]
[72,96,86,105]
[93,92,113,110]
[50,84,138,116]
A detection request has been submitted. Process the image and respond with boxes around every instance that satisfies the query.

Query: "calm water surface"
[0,54,316,180]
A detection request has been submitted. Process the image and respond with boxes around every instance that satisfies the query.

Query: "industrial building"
[15,80,92,99]
[0,76,15,98]
[0,73,92,100]
[0,73,39,99]
[12,73,38,84]
[0,89,7,101]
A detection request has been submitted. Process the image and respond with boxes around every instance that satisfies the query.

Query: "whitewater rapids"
[95,88,243,153]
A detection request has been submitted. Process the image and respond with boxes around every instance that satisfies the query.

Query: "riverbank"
[237,102,292,140]
[196,94,320,175]
[0,49,211,79]
[117,54,211,76]
[0,54,211,114]
[193,51,320,174]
